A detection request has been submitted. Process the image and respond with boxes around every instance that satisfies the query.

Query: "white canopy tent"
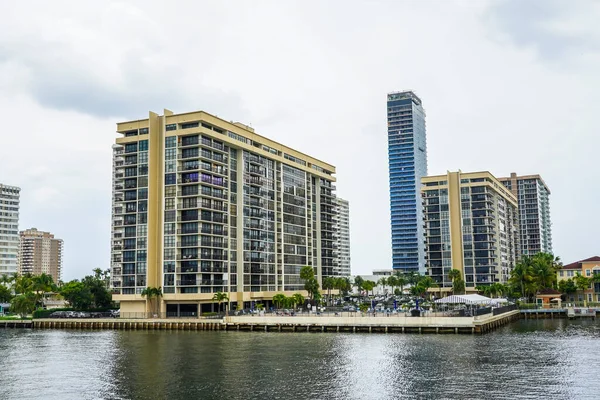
[434,294,493,305]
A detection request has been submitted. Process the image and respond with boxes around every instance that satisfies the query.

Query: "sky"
[0,0,598,280]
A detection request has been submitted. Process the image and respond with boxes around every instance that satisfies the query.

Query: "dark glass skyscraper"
[387,91,427,273]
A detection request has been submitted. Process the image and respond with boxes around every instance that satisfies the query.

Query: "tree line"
[0,268,114,318]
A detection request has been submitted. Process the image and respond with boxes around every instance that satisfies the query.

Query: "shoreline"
[1,310,521,334]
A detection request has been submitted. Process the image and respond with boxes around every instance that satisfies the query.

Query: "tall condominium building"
[422,171,519,292]
[498,173,552,256]
[110,109,338,317]
[18,228,63,283]
[387,91,427,273]
[335,197,351,276]
[0,184,20,276]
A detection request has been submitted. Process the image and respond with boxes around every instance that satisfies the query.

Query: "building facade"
[387,91,428,273]
[335,197,351,276]
[0,184,20,276]
[499,173,552,256]
[110,109,338,316]
[422,171,519,293]
[557,256,600,303]
[18,228,63,283]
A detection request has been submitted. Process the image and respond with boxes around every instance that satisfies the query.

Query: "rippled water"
[1,319,600,399]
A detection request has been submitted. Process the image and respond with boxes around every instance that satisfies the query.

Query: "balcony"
[177,280,198,286]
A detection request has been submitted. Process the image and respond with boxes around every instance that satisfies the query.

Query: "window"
[125,143,138,153]
[138,140,149,151]
[165,136,176,148]
[181,122,199,129]
[166,124,177,131]
[586,269,591,277]
[138,152,148,164]
[559,271,564,277]
[165,148,177,160]
[136,250,147,261]
[165,210,176,222]
[567,270,574,277]
[165,198,175,210]
[139,128,149,134]
[164,236,176,247]
[138,188,148,200]
[165,174,176,185]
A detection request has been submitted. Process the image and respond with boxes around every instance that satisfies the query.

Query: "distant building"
[422,171,519,293]
[387,91,428,274]
[498,173,552,256]
[335,198,351,276]
[558,256,600,303]
[0,184,20,276]
[18,228,63,283]
[353,269,397,296]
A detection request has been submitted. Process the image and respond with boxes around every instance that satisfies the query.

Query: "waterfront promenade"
[1,309,520,334]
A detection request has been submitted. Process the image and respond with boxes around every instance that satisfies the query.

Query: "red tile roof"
[538,288,562,295]
[561,256,600,270]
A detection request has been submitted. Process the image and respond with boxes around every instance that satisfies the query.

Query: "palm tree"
[11,292,36,319]
[377,277,388,295]
[396,275,407,296]
[273,293,286,309]
[32,273,55,308]
[387,276,396,295]
[141,287,163,317]
[447,269,462,295]
[510,256,534,299]
[212,291,229,314]
[291,293,305,309]
[574,273,591,305]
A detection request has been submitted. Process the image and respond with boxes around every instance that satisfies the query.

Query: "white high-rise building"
[336,197,351,276]
[0,184,20,276]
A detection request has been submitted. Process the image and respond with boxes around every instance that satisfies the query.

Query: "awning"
[434,294,493,305]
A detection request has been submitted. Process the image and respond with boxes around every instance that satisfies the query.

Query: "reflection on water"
[2,319,600,399]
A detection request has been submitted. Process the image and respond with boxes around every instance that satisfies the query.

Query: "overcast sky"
[1,0,598,280]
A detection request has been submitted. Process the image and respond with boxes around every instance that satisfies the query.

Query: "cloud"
[0,0,599,280]
[486,0,600,62]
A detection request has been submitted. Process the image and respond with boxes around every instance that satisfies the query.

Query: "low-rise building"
[557,256,600,302]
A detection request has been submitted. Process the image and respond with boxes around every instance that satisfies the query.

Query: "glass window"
[165,136,176,148]
[139,140,149,151]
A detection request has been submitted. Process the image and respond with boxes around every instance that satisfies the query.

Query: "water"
[1,319,600,399]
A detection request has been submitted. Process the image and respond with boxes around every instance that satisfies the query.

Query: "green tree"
[510,256,534,299]
[387,275,397,294]
[452,279,466,295]
[395,274,407,296]
[354,276,364,291]
[32,273,55,307]
[448,269,461,282]
[574,274,591,302]
[141,287,163,316]
[322,277,334,304]
[300,266,320,301]
[291,293,305,309]
[363,280,376,296]
[212,291,229,314]
[558,279,577,295]
[60,281,93,310]
[11,292,36,319]
[273,293,286,309]
[0,284,13,303]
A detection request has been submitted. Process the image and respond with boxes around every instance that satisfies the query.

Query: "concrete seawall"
[1,310,520,334]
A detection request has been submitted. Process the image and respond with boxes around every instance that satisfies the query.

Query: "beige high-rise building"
[111,109,339,317]
[421,171,519,293]
[18,228,63,283]
[498,173,552,257]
